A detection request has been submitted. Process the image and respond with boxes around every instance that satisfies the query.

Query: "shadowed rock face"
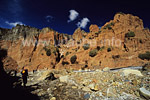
[2,56,18,72]
[0,13,150,71]
[0,49,40,100]
[0,24,40,41]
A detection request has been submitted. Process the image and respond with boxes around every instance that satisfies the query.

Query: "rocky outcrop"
[72,28,86,41]
[139,87,150,99]
[39,27,56,45]
[2,56,18,72]
[121,69,143,76]
[98,13,150,48]
[39,27,72,45]
[0,24,40,41]
[89,24,99,33]
[0,13,150,71]
[57,13,150,70]
[0,28,11,39]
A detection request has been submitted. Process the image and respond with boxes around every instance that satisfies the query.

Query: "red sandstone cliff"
[0,13,150,71]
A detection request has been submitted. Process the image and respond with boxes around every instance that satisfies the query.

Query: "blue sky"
[0,0,150,34]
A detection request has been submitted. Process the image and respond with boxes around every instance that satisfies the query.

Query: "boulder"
[50,97,56,100]
[88,83,95,90]
[103,67,110,72]
[142,63,150,71]
[59,75,69,83]
[84,93,90,99]
[82,79,91,86]
[88,83,99,91]
[72,86,77,89]
[139,87,150,99]
[45,72,56,80]
[82,87,91,92]
[95,69,102,72]
[37,70,51,81]
[122,69,143,76]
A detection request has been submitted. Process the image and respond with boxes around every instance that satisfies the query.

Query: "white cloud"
[68,10,79,22]
[5,21,25,26]
[45,15,53,22]
[77,18,90,28]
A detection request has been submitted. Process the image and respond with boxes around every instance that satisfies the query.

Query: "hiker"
[21,67,28,87]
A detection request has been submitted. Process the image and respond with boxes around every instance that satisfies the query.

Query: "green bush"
[55,47,59,52]
[112,55,120,59]
[139,39,143,43]
[107,47,111,52]
[83,43,90,50]
[96,46,105,51]
[125,31,135,37]
[46,49,51,56]
[97,46,101,51]
[95,31,101,37]
[43,46,48,51]
[103,24,112,30]
[70,55,77,64]
[65,52,70,56]
[138,51,150,60]
[89,49,98,57]
[89,37,93,39]
[77,41,80,44]
[103,22,114,30]
[43,46,51,56]
[51,47,59,55]
[62,61,69,65]
[53,49,56,55]
[110,22,114,26]
[100,46,105,51]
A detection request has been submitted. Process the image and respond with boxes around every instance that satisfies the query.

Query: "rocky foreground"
[12,66,150,100]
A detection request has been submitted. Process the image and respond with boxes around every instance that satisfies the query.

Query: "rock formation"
[72,28,86,41]
[89,24,99,33]
[0,13,150,71]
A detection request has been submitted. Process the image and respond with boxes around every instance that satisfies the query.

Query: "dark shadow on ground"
[0,48,40,100]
